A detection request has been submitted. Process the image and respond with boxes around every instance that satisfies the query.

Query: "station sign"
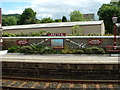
[88,39,102,45]
[51,39,64,49]
[47,33,66,36]
[17,40,28,45]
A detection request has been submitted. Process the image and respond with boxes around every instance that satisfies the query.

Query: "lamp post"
[112,16,118,49]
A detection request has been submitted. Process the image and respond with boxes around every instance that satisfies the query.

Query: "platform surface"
[0,54,119,64]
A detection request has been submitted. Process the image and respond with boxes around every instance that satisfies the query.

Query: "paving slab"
[0,54,119,64]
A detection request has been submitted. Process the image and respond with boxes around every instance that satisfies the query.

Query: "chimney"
[0,8,2,28]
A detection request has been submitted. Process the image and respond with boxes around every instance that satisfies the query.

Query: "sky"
[1,0,111,20]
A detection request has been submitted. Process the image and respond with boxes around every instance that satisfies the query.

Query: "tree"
[18,8,37,25]
[54,19,62,22]
[40,17,54,23]
[62,16,67,22]
[97,3,120,34]
[71,25,83,36]
[69,10,85,21]
[2,16,18,26]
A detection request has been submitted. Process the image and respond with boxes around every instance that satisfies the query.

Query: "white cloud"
[2,0,111,20]
[3,9,23,14]
[30,0,111,20]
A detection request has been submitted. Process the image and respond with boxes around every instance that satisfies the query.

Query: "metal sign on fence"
[17,40,28,45]
[88,39,102,45]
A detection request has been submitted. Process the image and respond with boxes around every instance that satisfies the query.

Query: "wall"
[2,61,119,80]
[2,36,120,50]
[3,25,104,35]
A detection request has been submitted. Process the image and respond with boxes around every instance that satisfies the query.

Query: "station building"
[2,20,105,35]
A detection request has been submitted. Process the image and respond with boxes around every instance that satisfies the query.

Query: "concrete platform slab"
[0,54,119,64]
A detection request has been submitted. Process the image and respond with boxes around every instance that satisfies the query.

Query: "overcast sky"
[1,0,111,20]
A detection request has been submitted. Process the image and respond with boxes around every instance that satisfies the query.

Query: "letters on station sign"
[47,33,66,36]
[17,40,28,45]
[88,39,102,45]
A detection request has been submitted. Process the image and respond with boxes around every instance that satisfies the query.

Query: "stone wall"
[2,36,120,50]
[2,62,119,80]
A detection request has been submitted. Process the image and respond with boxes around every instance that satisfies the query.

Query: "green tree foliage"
[70,10,85,21]
[2,14,20,18]
[54,19,62,22]
[40,17,54,23]
[62,16,67,22]
[71,25,83,36]
[2,16,18,26]
[18,8,37,25]
[98,3,120,34]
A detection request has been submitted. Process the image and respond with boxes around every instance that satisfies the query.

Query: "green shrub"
[31,44,43,53]
[61,45,73,54]
[83,48,93,54]
[19,46,34,53]
[83,47,105,54]
[40,47,56,54]
[31,45,56,54]
[75,50,84,54]
[91,47,105,54]
[2,33,16,37]
[8,46,20,53]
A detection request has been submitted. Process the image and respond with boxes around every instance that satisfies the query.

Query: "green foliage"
[103,33,113,36]
[61,46,84,54]
[19,46,34,53]
[74,50,84,54]
[62,16,67,22]
[2,16,18,26]
[70,10,85,21]
[8,45,106,54]
[28,30,48,36]
[83,47,105,54]
[40,17,54,23]
[61,45,73,54]
[71,49,84,54]
[18,8,37,25]
[86,33,102,36]
[40,47,56,54]
[2,30,48,37]
[71,25,82,36]
[54,19,62,22]
[8,45,56,54]
[8,46,20,53]
[61,46,105,54]
[2,33,16,37]
[2,14,20,18]
[97,3,120,34]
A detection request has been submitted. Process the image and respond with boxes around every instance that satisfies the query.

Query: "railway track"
[1,77,120,90]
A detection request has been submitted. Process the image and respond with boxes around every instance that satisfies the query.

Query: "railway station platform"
[1,54,120,89]
[1,54,119,64]
[1,54,119,80]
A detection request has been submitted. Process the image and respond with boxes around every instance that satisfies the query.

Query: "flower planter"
[0,50,8,55]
